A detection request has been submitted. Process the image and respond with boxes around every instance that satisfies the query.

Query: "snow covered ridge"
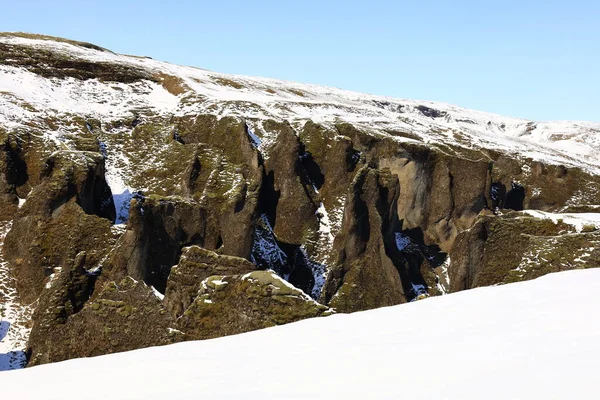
[2,268,600,399]
[1,33,599,173]
[522,210,600,232]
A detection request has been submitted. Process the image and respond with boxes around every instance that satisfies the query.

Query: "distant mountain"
[0,33,599,370]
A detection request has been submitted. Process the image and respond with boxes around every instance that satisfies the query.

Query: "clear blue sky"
[2,0,599,121]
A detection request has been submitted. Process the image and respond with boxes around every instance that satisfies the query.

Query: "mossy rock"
[4,146,116,303]
[164,246,256,317]
[27,277,179,366]
[449,212,599,291]
[176,271,331,340]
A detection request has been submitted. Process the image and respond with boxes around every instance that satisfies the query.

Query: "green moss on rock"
[176,271,331,339]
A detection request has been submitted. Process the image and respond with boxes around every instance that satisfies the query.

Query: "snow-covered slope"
[1,34,599,173]
[2,268,599,399]
[0,222,32,371]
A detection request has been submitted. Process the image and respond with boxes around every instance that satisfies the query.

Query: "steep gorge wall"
[2,109,600,365]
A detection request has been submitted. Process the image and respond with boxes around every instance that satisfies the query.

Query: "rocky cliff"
[0,33,599,368]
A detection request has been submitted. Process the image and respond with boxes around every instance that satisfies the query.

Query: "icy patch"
[395,232,411,251]
[409,283,428,300]
[222,173,244,198]
[266,271,324,306]
[246,124,262,148]
[210,279,228,289]
[514,236,599,279]
[250,215,288,278]
[110,224,127,236]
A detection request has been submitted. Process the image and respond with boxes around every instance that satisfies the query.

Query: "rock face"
[109,196,207,293]
[449,212,600,292]
[262,120,319,245]
[176,271,331,340]
[164,246,256,317]
[4,150,116,304]
[322,166,407,312]
[1,33,600,367]
[27,275,179,366]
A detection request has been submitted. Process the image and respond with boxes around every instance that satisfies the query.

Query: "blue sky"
[2,0,599,121]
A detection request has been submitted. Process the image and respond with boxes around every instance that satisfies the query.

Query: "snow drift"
[1,268,599,399]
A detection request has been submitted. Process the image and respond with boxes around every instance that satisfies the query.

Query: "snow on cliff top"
[1,268,599,399]
[1,33,599,173]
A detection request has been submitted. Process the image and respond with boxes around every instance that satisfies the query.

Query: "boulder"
[176,271,331,339]
[164,246,256,318]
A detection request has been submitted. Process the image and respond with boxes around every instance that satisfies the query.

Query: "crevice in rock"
[491,181,525,211]
[385,226,447,301]
[250,214,323,298]
[4,140,28,188]
[259,170,280,227]
[491,181,506,209]
[345,148,361,172]
[505,182,525,211]
[299,145,325,190]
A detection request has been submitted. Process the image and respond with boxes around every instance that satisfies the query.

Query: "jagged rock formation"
[164,246,256,317]
[322,165,406,311]
[0,33,599,367]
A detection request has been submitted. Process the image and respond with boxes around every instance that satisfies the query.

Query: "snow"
[394,232,411,251]
[250,214,288,277]
[1,34,600,176]
[436,256,451,294]
[522,210,600,232]
[103,144,134,224]
[0,222,33,371]
[150,286,165,300]
[312,202,334,294]
[246,124,262,148]
[315,202,334,244]
[44,267,61,289]
[2,33,600,390]
[2,269,600,398]
[409,282,428,299]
